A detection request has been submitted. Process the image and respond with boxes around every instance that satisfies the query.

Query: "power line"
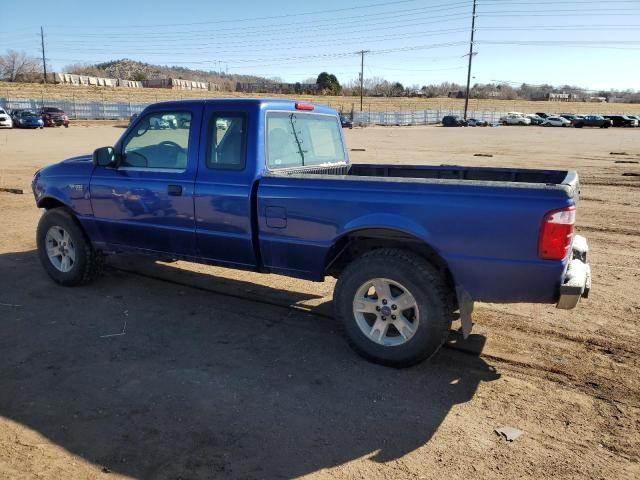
[480,10,640,17]
[42,10,473,40]
[43,28,471,57]
[44,0,467,30]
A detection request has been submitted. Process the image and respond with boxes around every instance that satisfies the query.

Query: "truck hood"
[37,154,93,175]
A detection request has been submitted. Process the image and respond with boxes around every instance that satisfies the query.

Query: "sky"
[1,0,639,91]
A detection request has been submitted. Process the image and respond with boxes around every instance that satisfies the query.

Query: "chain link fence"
[1,97,147,120]
[1,97,518,125]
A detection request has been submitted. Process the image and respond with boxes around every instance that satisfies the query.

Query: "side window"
[207,112,247,170]
[122,111,191,170]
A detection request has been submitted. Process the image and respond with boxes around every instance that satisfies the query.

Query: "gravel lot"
[0,123,638,479]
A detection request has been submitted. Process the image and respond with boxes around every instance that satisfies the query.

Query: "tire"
[36,208,101,286]
[334,248,452,368]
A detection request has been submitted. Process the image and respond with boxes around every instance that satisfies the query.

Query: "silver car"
[0,107,13,128]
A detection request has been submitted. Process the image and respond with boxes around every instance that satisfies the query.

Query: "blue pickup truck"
[31,99,591,367]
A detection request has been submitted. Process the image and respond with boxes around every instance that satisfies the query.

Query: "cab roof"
[147,98,338,116]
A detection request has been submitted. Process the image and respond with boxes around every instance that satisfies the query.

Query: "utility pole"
[358,49,370,112]
[40,26,47,84]
[463,0,477,120]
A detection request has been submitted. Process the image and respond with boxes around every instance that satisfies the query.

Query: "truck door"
[90,108,199,256]
[194,106,257,268]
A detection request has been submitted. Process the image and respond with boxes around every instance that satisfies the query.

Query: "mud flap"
[456,287,474,338]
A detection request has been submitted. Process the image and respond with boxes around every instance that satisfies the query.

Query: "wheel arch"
[324,227,457,308]
[37,198,95,246]
[37,196,69,210]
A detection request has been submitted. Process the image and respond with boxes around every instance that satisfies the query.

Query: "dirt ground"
[0,123,638,479]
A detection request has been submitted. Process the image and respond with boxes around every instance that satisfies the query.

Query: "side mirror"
[92,146,117,167]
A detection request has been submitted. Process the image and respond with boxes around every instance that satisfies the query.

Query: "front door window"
[122,112,192,170]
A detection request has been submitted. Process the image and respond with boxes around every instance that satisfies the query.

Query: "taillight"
[539,206,575,260]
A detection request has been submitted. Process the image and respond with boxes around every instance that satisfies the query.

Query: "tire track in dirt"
[577,224,640,236]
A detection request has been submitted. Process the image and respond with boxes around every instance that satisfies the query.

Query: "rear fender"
[340,213,434,245]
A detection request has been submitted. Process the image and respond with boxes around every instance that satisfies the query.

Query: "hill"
[63,58,273,91]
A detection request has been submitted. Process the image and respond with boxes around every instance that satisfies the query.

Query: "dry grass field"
[2,81,640,114]
[0,124,639,479]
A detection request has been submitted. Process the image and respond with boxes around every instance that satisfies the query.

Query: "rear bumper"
[556,235,591,309]
[44,118,68,126]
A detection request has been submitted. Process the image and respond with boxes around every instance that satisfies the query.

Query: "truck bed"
[267,163,577,194]
[258,162,579,302]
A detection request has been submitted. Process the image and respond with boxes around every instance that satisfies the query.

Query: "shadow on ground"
[0,250,499,479]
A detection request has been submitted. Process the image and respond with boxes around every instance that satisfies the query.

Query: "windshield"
[266,112,345,169]
[20,111,37,117]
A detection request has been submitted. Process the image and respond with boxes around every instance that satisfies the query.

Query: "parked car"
[572,115,611,128]
[31,99,591,367]
[442,115,466,127]
[150,114,178,129]
[525,114,545,125]
[0,107,13,128]
[604,115,638,127]
[502,114,531,126]
[175,112,191,129]
[340,114,354,129]
[40,107,70,127]
[13,110,44,129]
[9,109,29,122]
[541,116,572,127]
[467,118,488,127]
[626,115,640,124]
[559,114,586,127]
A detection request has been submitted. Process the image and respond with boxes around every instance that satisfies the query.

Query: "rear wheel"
[334,249,452,368]
[36,209,101,286]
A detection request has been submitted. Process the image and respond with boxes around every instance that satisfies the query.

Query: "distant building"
[142,78,217,91]
[447,90,464,99]
[235,82,318,94]
[546,92,580,102]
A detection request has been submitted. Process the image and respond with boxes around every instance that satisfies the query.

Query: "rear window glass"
[266,112,344,169]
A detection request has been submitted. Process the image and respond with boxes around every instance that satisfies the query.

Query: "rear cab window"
[266,111,345,170]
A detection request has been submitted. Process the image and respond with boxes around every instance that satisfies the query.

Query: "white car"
[541,116,572,127]
[502,114,531,126]
[0,107,13,128]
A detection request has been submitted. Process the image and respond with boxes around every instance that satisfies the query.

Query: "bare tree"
[0,50,41,82]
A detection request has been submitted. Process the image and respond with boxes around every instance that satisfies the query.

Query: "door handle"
[167,185,182,196]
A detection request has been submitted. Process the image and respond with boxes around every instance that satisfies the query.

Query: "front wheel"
[36,209,101,286]
[334,249,452,368]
